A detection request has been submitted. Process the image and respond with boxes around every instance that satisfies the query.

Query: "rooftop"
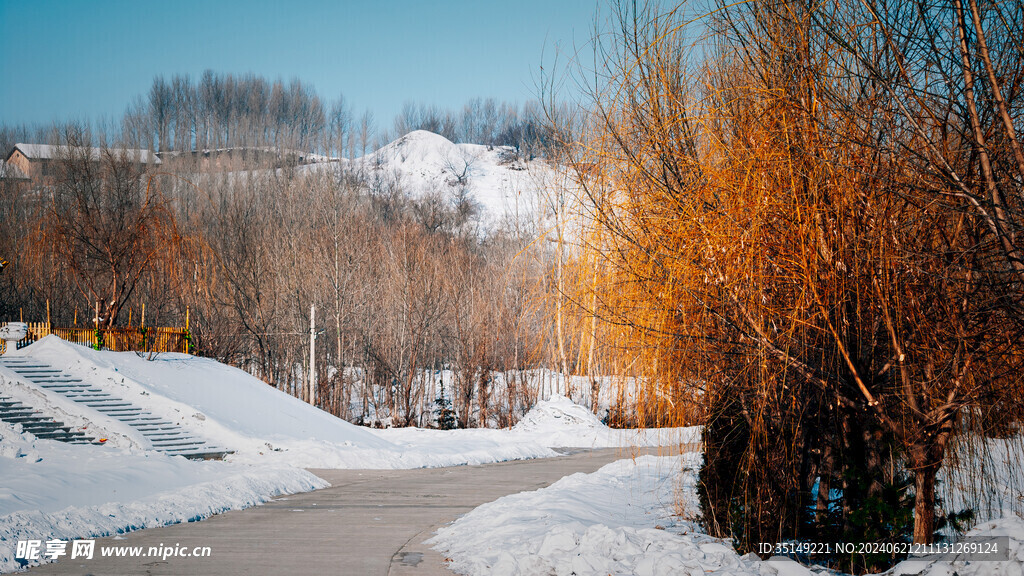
[10,143,161,165]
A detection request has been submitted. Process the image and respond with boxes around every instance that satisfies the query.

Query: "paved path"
[30,446,688,576]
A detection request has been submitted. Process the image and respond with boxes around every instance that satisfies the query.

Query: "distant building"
[0,158,30,181]
[0,157,30,193]
[3,144,161,185]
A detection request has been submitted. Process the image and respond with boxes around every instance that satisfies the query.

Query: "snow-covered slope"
[12,336,393,452]
[9,337,561,469]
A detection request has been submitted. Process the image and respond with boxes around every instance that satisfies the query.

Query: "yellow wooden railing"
[0,322,190,354]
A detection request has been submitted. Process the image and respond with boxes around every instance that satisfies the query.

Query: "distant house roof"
[9,143,161,165]
[0,159,29,180]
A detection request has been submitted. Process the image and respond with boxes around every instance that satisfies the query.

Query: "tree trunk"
[910,447,941,543]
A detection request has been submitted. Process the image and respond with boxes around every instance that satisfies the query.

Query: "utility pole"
[309,304,316,407]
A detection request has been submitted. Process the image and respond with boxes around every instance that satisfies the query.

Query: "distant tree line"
[392,98,556,157]
[88,70,555,161]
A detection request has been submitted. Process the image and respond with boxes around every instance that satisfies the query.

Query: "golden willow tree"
[559,0,1024,562]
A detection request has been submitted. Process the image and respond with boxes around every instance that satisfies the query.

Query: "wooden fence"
[0,322,189,354]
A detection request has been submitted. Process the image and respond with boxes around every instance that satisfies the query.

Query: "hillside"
[305,130,564,225]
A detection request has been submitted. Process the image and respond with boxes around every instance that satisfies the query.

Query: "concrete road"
[30,445,688,576]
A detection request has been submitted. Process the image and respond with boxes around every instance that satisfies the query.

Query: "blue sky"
[0,0,596,131]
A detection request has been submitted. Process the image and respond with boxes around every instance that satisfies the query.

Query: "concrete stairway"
[0,357,230,459]
[0,395,97,444]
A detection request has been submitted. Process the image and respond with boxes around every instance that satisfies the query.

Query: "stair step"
[34,431,80,440]
[151,440,203,448]
[0,408,36,416]
[163,446,213,453]
[174,449,232,460]
[20,423,62,431]
[68,393,117,399]
[0,413,37,420]
[4,416,48,424]
[12,370,62,375]
[18,419,60,426]
[149,433,197,440]
[20,424,61,431]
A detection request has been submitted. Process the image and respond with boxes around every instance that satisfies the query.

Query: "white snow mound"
[504,394,700,449]
[512,394,606,433]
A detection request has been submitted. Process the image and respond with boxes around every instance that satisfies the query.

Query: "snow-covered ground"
[2,336,1021,575]
[0,336,693,572]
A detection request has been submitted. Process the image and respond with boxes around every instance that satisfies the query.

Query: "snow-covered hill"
[306,130,565,225]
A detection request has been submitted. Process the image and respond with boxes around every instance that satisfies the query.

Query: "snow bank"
[0,421,326,572]
[430,453,766,576]
[429,447,1024,576]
